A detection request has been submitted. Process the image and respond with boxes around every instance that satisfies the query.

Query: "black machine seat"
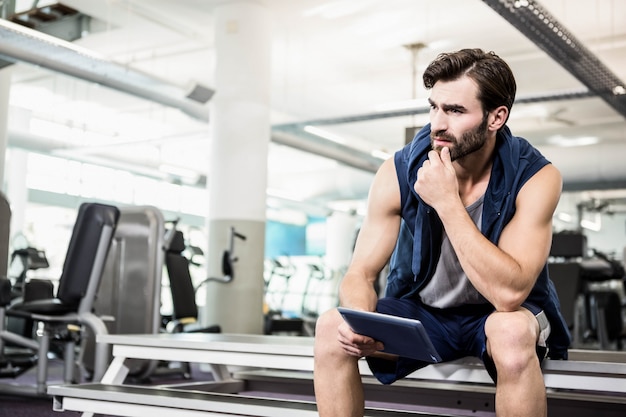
[164,230,220,334]
[166,230,200,325]
[8,203,119,317]
[549,231,625,350]
[0,202,120,394]
[161,229,220,379]
[8,298,77,317]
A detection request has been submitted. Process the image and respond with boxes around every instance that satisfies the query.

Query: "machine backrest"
[550,232,587,259]
[0,191,11,279]
[56,203,120,312]
[165,230,199,320]
[547,262,582,329]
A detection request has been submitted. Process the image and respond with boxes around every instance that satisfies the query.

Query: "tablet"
[337,307,442,363]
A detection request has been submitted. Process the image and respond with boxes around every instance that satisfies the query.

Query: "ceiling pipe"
[272,89,594,129]
[7,130,171,180]
[8,128,383,181]
[0,18,212,122]
[271,130,382,173]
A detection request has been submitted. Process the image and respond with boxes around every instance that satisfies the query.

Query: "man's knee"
[316,308,340,337]
[485,310,539,375]
[314,309,342,356]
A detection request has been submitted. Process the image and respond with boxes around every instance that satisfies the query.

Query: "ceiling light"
[302,1,376,19]
[370,149,391,160]
[326,199,366,215]
[303,125,347,145]
[546,135,599,147]
[580,217,601,232]
[613,85,626,95]
[375,99,424,112]
[158,164,199,180]
[266,188,304,202]
[556,212,573,222]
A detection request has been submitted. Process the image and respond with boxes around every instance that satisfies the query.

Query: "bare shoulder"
[375,156,397,181]
[516,163,562,219]
[521,163,562,197]
[499,163,561,273]
[368,157,401,215]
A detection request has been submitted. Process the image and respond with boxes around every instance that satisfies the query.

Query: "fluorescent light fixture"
[326,199,367,216]
[613,85,626,95]
[375,99,423,112]
[303,125,347,145]
[370,149,391,160]
[302,1,376,19]
[158,164,198,179]
[557,212,573,222]
[580,219,601,232]
[267,188,304,202]
[580,212,602,232]
[508,104,548,120]
[546,135,599,147]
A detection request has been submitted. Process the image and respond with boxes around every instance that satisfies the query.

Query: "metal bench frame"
[49,332,626,417]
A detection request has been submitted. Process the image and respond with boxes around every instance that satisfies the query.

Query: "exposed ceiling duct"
[273,89,594,129]
[0,17,213,122]
[7,130,174,181]
[271,130,382,173]
[482,0,626,118]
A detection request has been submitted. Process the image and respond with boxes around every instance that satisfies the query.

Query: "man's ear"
[489,106,508,131]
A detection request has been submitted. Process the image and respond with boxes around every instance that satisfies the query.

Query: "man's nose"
[430,109,447,133]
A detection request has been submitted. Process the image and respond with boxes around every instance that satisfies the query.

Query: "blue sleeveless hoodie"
[386,124,571,360]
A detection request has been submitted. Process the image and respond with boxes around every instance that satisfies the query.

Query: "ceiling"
[4,0,626,219]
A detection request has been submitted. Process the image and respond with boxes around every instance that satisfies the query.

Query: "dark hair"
[423,48,516,122]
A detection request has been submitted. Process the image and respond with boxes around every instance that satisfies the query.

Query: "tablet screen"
[338,307,442,363]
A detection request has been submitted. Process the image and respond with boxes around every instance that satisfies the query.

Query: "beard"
[430,114,489,161]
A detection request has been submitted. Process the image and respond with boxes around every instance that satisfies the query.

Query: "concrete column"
[203,2,271,334]
[5,107,30,243]
[0,67,13,275]
[7,149,27,243]
[325,211,359,270]
[0,66,12,191]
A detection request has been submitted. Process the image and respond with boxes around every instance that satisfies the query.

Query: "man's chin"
[431,139,452,150]
[432,144,452,157]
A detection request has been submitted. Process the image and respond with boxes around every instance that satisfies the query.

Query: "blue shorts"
[365,297,548,385]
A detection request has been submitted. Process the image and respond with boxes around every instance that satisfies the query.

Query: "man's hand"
[414,147,458,209]
[337,319,384,358]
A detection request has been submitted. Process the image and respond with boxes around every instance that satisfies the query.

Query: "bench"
[48,333,626,417]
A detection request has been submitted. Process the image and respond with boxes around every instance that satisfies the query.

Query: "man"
[313,48,570,417]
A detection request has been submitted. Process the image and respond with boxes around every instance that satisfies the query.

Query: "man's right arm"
[338,157,402,312]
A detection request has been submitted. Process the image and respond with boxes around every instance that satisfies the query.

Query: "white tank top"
[419,195,488,308]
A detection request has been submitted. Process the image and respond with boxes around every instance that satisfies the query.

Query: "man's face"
[430,113,489,161]
[428,76,490,161]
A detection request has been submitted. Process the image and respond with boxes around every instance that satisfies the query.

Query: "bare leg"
[314,308,364,417]
[485,309,547,417]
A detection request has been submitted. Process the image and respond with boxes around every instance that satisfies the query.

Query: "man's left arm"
[416,146,563,312]
[446,164,562,311]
